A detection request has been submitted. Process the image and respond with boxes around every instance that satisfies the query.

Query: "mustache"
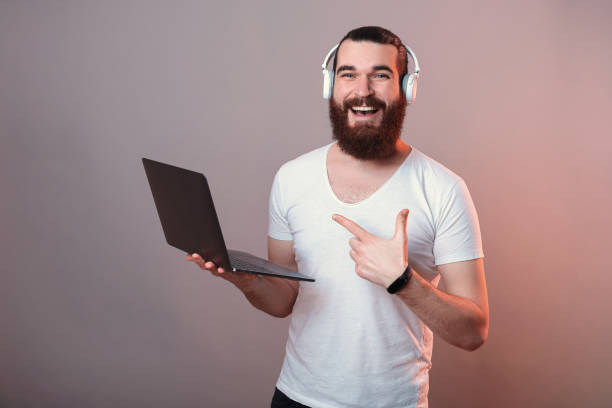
[342,96,386,111]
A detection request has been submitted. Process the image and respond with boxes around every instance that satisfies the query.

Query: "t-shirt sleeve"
[268,168,293,240]
[433,178,484,265]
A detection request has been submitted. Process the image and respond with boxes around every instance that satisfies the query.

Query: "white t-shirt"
[268,143,483,408]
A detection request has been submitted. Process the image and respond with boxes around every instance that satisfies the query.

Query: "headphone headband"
[321,44,340,71]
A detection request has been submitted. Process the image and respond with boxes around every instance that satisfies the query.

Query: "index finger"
[332,214,369,240]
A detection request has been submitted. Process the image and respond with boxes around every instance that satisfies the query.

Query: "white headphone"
[321,42,421,104]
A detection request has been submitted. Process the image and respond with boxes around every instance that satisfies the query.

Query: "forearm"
[238,275,298,318]
[396,269,488,351]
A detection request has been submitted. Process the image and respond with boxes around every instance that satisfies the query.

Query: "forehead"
[336,40,399,72]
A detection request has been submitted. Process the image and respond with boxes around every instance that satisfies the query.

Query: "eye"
[373,73,390,79]
[340,72,355,78]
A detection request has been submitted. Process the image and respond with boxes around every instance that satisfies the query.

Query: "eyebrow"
[336,65,356,73]
[336,64,394,73]
[372,65,393,73]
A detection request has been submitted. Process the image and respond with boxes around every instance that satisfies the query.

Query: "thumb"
[393,209,410,240]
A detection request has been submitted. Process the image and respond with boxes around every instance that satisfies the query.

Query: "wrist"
[234,273,261,294]
[387,265,412,294]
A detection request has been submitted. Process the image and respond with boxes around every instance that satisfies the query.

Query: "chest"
[327,164,397,204]
[286,173,438,282]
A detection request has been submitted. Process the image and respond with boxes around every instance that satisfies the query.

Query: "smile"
[350,106,380,116]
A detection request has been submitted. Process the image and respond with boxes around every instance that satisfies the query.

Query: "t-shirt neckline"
[322,142,415,207]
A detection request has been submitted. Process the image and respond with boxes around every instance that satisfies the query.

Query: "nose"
[355,75,373,97]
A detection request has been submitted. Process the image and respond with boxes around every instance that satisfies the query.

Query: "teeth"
[352,106,375,111]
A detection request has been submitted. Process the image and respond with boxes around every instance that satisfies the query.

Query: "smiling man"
[188,26,488,408]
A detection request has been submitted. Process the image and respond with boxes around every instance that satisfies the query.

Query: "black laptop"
[142,158,314,282]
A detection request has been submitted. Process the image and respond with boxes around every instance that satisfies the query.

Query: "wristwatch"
[387,265,413,294]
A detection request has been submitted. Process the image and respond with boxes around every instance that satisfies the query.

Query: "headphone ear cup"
[322,70,334,99]
[402,74,418,105]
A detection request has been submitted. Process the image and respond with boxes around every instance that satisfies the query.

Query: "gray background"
[2,1,612,407]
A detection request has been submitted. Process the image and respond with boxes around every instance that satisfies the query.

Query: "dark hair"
[332,26,408,81]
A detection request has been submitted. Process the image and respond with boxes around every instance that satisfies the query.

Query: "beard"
[329,94,407,160]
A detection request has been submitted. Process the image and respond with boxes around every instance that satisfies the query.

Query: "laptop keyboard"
[229,255,270,274]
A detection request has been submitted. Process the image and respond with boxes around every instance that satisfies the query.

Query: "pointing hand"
[332,209,410,288]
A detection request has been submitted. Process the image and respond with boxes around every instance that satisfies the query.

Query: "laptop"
[142,158,314,282]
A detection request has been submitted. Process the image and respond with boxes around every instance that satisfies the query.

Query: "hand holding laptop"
[186,253,259,292]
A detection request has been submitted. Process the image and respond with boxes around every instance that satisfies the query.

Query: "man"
[188,26,488,408]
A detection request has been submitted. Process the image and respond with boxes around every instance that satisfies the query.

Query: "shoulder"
[275,143,331,183]
[270,144,331,213]
[403,148,474,212]
[407,147,464,188]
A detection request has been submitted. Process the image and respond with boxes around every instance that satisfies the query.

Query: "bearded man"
[188,26,489,408]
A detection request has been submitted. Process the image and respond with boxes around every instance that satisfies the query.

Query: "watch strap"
[387,265,412,294]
